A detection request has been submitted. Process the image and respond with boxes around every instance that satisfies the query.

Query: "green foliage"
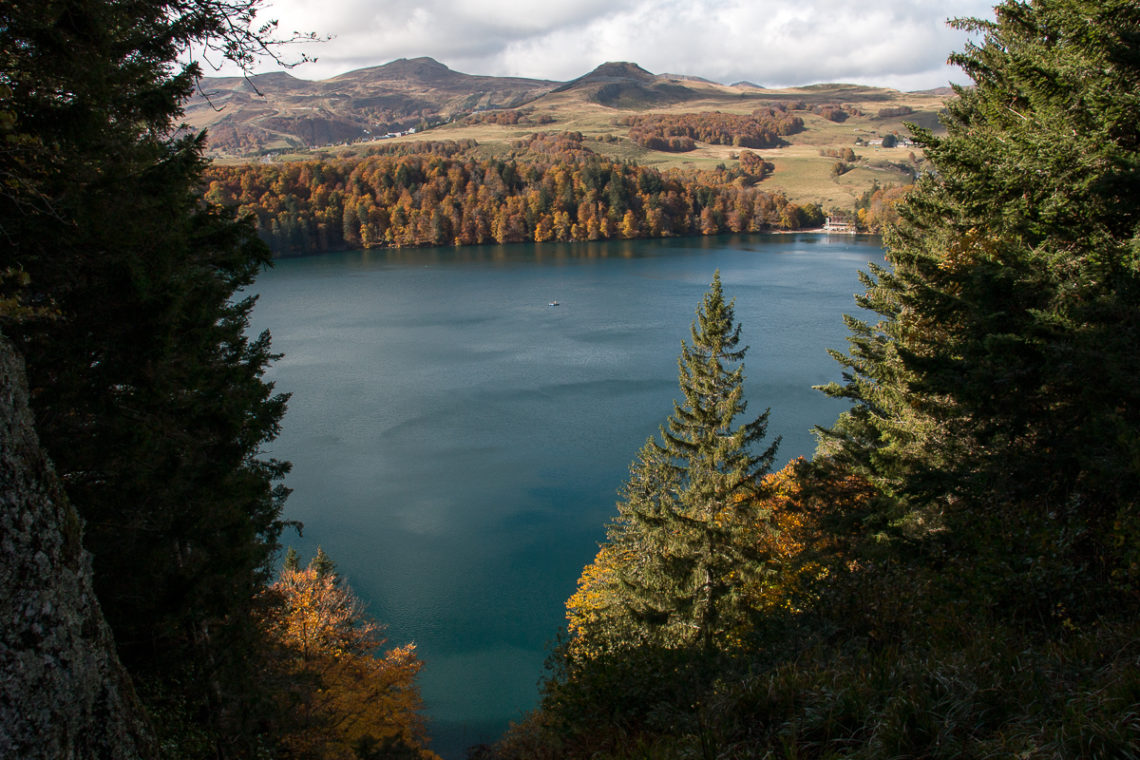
[694,618,1140,760]
[652,272,780,649]
[817,0,1140,621]
[508,606,1140,760]
[1,0,294,754]
[310,545,338,581]
[575,273,779,653]
[502,4,1140,759]
[530,640,729,759]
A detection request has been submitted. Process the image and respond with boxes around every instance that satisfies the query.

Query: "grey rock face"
[0,335,155,760]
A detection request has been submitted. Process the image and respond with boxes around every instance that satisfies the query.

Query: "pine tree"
[604,272,780,650]
[594,438,681,645]
[310,545,338,581]
[817,0,1140,619]
[1,0,303,752]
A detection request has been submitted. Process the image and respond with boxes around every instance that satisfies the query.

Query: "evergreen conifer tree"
[311,546,339,581]
[606,272,779,650]
[594,438,681,645]
[1,0,304,752]
[817,0,1140,619]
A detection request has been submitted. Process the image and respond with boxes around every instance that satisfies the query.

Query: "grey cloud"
[237,0,998,87]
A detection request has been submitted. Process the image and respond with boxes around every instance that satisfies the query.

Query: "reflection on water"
[249,233,885,759]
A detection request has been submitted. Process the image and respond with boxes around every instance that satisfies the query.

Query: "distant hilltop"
[185,57,940,157]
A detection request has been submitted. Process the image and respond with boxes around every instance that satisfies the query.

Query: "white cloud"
[216,0,996,89]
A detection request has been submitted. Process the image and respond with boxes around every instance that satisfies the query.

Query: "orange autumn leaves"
[266,561,438,760]
[566,461,871,655]
[620,108,805,152]
[201,140,822,257]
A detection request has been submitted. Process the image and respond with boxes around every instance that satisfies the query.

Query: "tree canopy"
[267,551,438,760]
[817,0,1140,619]
[569,273,780,653]
[201,146,817,256]
[1,0,298,754]
[502,3,1140,758]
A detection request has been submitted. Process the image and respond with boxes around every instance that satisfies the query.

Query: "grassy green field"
[247,81,951,217]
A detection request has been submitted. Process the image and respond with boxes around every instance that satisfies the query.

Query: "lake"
[247,233,886,758]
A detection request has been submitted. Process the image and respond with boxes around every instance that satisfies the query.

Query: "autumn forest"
[4,0,1140,759]
[203,136,824,257]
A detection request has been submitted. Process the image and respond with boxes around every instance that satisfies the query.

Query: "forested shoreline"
[203,135,820,257]
[4,0,1139,758]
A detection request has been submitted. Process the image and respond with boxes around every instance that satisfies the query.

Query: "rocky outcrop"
[0,335,155,760]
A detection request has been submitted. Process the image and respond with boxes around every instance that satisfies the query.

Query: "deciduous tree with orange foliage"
[853,182,911,232]
[202,145,822,256]
[266,551,439,760]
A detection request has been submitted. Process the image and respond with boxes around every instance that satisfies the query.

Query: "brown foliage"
[461,107,554,127]
[201,152,822,255]
[512,131,596,160]
[621,108,804,151]
[809,103,863,122]
[854,183,912,231]
[876,105,914,119]
[820,147,860,162]
[364,139,476,158]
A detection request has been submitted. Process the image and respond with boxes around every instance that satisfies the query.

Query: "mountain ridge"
[185,56,942,157]
[187,56,561,153]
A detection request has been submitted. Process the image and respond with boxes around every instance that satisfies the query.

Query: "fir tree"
[310,545,339,582]
[606,272,779,650]
[596,438,681,645]
[1,0,303,753]
[817,0,1140,620]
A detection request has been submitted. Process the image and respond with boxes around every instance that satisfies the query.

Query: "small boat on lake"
[548,300,560,307]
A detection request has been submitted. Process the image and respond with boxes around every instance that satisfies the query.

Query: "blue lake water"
[247,233,885,758]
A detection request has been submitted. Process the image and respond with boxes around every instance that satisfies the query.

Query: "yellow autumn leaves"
[265,561,440,760]
[566,461,872,657]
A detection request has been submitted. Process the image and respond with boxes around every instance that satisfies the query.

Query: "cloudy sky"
[201,0,999,90]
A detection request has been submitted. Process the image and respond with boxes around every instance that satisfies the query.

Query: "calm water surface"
[248,233,885,757]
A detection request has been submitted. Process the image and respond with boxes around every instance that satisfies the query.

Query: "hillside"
[190,58,950,213]
[549,61,702,108]
[185,57,559,155]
